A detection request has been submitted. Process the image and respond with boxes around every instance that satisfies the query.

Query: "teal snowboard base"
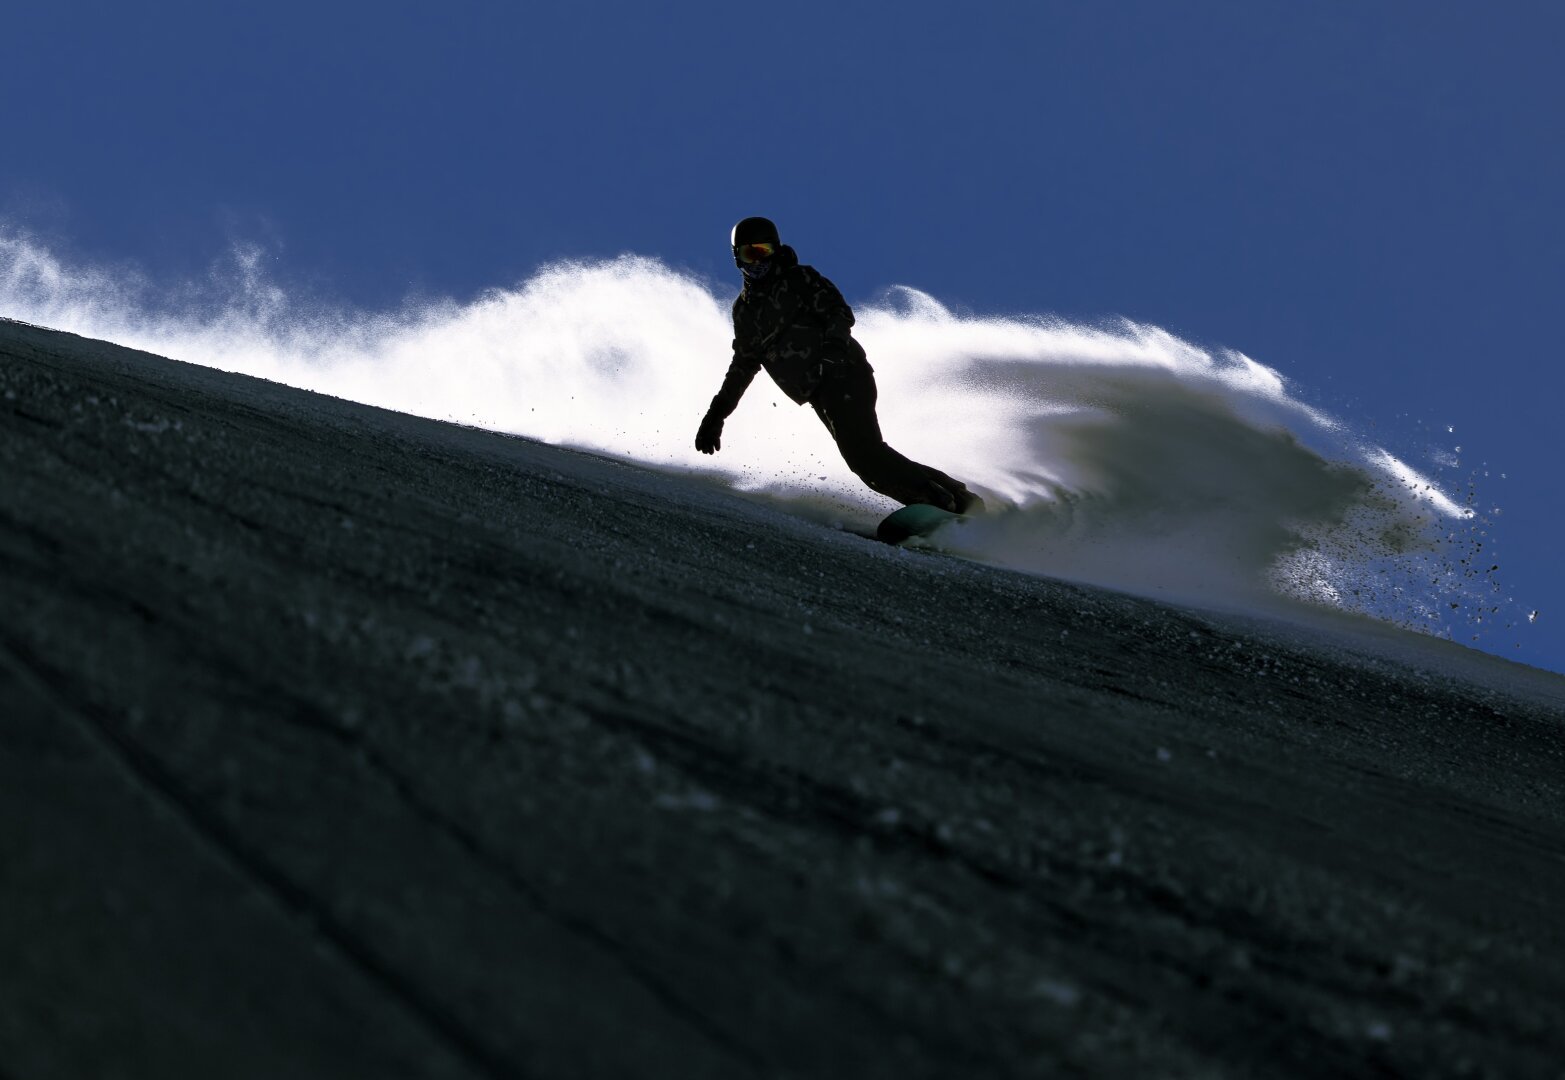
[876,503,966,545]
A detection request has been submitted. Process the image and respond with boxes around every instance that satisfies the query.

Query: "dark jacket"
[706,245,871,420]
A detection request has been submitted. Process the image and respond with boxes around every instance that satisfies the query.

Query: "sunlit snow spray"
[0,228,1520,646]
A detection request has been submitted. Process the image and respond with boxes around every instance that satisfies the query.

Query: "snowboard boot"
[921,482,959,513]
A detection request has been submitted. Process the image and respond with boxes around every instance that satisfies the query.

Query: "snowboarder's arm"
[696,342,761,454]
[707,341,762,421]
[798,267,856,351]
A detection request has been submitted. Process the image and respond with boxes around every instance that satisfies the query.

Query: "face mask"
[741,260,773,283]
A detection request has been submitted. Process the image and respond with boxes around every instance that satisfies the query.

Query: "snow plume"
[0,229,1513,640]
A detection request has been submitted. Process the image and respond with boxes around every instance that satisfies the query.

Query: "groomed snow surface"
[3,320,1563,1078]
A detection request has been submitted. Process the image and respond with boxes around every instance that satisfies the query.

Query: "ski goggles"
[734,242,777,264]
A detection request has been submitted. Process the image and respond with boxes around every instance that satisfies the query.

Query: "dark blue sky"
[6,2,1561,670]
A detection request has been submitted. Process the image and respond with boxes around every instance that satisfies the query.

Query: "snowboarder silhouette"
[696,217,982,514]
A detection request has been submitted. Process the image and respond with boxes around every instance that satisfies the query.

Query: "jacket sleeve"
[797,267,856,352]
[706,339,762,420]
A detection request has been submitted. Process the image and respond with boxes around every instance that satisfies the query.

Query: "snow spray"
[0,231,1514,643]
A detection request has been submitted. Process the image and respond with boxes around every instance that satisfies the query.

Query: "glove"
[695,413,724,454]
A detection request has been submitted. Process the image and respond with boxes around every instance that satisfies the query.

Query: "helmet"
[731,216,780,250]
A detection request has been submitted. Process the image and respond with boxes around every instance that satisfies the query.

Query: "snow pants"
[810,362,975,512]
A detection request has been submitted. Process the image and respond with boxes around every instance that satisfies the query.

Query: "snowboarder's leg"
[811,364,981,513]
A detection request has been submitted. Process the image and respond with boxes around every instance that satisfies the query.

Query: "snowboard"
[876,502,966,545]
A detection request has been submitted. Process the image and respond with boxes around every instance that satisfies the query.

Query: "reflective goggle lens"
[736,242,776,264]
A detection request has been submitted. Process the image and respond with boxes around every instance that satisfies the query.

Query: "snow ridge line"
[0,315,56,333]
[0,636,514,1080]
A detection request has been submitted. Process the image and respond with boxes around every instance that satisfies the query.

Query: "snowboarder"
[695,216,982,514]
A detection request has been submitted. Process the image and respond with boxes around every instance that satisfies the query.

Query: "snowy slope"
[3,320,1564,1079]
[2,238,1536,668]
